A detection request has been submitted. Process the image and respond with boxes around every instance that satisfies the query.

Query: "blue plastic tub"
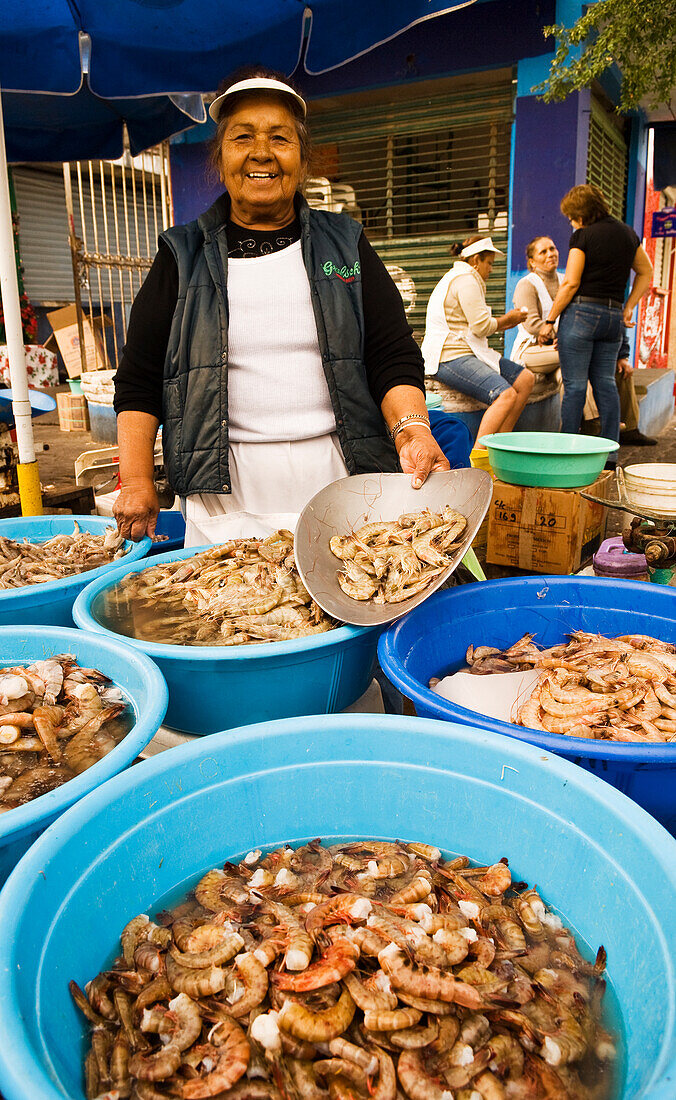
[0,515,150,628]
[0,387,56,427]
[0,714,674,1099]
[379,576,676,834]
[148,509,186,555]
[73,546,380,733]
[0,625,167,885]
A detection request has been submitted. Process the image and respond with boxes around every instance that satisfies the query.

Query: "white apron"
[422,261,501,375]
[510,271,560,365]
[181,433,349,547]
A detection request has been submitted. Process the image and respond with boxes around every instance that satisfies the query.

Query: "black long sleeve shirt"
[114,218,424,421]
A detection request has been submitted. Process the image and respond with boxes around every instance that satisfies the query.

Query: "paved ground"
[32,386,112,498]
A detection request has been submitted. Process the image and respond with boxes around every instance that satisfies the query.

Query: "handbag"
[521,342,560,374]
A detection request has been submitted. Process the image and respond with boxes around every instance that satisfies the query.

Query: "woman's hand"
[395,424,450,489]
[113,478,159,541]
[537,321,556,346]
[496,307,528,332]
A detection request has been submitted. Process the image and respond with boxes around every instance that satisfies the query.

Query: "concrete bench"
[633,368,675,438]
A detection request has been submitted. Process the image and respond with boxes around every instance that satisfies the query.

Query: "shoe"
[619,429,658,446]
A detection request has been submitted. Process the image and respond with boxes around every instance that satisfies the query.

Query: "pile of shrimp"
[71,838,616,1100]
[465,630,676,742]
[0,521,126,589]
[115,531,334,646]
[330,509,467,604]
[0,655,132,811]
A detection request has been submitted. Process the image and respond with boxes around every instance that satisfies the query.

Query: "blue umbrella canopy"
[302,0,477,74]
[2,87,205,162]
[1,1,82,94]
[2,1,474,98]
[1,6,205,163]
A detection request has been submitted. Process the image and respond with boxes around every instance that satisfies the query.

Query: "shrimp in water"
[182,1016,250,1099]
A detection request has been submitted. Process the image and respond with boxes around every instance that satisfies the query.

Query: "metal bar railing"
[65,140,172,373]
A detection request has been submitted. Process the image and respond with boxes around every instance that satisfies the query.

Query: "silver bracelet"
[390,413,431,442]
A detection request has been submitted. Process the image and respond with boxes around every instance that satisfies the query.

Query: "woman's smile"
[219,94,303,228]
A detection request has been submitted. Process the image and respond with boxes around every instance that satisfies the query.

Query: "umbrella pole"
[0,90,42,515]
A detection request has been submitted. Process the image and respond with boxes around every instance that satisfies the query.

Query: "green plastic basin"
[481,431,619,488]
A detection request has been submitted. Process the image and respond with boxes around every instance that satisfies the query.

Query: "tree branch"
[535,0,676,113]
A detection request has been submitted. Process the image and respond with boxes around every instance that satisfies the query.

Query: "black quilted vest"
[159,193,399,495]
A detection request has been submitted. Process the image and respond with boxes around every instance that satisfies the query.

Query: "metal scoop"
[294,468,492,627]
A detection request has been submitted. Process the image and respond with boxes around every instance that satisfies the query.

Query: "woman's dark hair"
[207,65,311,182]
[450,235,493,261]
[560,184,610,226]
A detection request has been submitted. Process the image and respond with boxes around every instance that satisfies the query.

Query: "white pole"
[0,88,42,513]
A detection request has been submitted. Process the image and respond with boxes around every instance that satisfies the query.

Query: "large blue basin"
[73,546,379,733]
[0,714,673,1098]
[378,576,676,833]
[0,515,150,627]
[0,387,56,427]
[0,625,167,883]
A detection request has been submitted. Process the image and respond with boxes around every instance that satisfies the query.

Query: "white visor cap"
[460,237,504,259]
[209,77,307,123]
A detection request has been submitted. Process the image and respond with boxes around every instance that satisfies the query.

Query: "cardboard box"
[45,305,111,378]
[57,392,90,432]
[486,472,613,575]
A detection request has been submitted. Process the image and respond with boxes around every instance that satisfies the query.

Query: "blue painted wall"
[171,143,222,227]
[511,94,579,266]
[503,90,581,353]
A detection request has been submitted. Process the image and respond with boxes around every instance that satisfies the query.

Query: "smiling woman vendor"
[113,67,448,547]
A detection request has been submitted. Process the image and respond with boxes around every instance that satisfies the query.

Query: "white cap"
[209,78,307,123]
[460,237,504,259]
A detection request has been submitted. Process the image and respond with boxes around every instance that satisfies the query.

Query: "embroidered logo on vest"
[322,259,361,283]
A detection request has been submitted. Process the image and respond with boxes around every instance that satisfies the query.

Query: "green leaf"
[535,0,676,113]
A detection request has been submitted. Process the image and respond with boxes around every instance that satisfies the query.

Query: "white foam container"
[624,463,676,516]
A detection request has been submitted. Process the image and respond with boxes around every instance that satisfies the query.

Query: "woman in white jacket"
[422,236,533,443]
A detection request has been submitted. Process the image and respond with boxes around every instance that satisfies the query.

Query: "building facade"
[169,0,650,356]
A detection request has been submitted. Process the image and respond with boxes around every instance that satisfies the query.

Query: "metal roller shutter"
[307,77,514,342]
[586,99,628,219]
[12,166,73,305]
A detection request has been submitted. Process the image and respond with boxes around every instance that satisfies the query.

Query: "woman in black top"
[538,184,652,443]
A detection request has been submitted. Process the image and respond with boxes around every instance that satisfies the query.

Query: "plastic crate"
[56,392,89,432]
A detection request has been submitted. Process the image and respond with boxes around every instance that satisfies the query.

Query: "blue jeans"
[436,354,525,405]
[557,301,623,442]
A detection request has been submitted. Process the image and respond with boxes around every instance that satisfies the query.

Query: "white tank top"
[226,240,337,442]
[511,271,560,364]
